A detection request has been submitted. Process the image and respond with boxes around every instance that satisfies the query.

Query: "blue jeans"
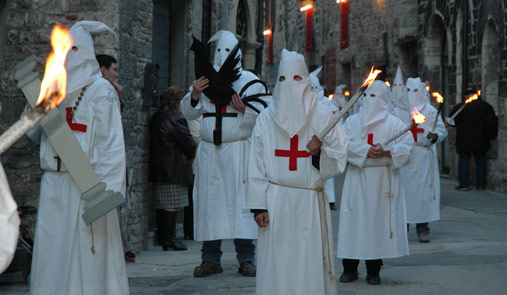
[201,239,255,264]
[458,152,486,189]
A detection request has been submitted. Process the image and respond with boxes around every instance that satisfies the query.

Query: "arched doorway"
[229,0,259,70]
[481,19,500,159]
[424,14,451,174]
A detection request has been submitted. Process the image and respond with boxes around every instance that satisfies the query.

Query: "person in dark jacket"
[447,88,498,191]
[149,86,197,251]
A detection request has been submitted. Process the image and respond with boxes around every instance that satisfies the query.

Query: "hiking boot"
[366,274,381,285]
[238,261,256,277]
[417,233,430,243]
[339,271,358,282]
[193,261,223,277]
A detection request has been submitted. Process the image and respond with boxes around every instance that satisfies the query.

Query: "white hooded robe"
[337,81,413,260]
[401,78,447,223]
[0,162,20,274]
[181,31,268,241]
[246,50,348,295]
[27,21,129,295]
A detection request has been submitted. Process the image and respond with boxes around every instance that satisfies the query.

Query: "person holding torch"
[400,78,447,243]
[336,80,414,285]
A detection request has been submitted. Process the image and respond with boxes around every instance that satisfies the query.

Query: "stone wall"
[0,0,153,252]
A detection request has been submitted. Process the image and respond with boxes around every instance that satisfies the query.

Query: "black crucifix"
[203,101,237,146]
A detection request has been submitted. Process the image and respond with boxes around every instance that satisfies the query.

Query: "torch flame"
[344,91,350,96]
[432,92,444,104]
[464,90,481,104]
[36,24,73,110]
[300,4,313,11]
[385,81,391,87]
[411,107,427,124]
[328,94,334,100]
[361,66,382,88]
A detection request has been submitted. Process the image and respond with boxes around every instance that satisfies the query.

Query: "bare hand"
[230,93,246,113]
[254,212,269,228]
[112,80,123,94]
[306,135,322,156]
[367,146,391,158]
[427,132,438,141]
[191,76,209,100]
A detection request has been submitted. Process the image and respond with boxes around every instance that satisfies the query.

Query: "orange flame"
[432,92,444,104]
[300,4,313,11]
[464,90,481,104]
[344,91,350,96]
[385,81,391,87]
[411,107,426,124]
[328,94,334,100]
[361,66,382,88]
[263,29,272,36]
[36,24,73,110]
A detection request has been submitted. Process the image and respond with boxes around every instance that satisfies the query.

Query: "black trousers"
[183,183,194,239]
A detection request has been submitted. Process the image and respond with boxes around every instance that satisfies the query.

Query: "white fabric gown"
[245,103,348,295]
[28,78,129,295]
[0,162,20,274]
[337,114,413,259]
[317,96,339,203]
[181,70,268,241]
[401,105,447,223]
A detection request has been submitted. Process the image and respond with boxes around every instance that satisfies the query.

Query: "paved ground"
[1,176,507,294]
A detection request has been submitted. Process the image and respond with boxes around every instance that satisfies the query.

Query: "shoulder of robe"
[89,77,119,105]
[312,100,334,124]
[385,113,407,129]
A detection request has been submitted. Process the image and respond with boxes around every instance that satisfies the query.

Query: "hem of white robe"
[194,234,258,241]
[407,217,440,223]
[336,253,409,260]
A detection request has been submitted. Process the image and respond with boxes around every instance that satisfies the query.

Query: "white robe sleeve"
[389,122,414,168]
[344,118,370,167]
[432,115,447,145]
[319,122,349,180]
[0,163,20,274]
[181,86,204,121]
[92,89,127,195]
[20,103,42,144]
[245,117,269,210]
[239,83,270,130]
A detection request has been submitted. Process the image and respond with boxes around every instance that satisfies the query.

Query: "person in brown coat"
[149,86,197,251]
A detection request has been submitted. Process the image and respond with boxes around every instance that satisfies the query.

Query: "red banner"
[340,2,349,48]
[305,7,313,52]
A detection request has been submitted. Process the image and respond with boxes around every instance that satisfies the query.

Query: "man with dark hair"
[96,54,123,94]
[447,88,498,191]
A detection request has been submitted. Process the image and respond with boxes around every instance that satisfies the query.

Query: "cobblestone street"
[2,177,507,295]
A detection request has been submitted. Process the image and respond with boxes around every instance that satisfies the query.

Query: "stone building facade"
[265,0,507,194]
[0,0,264,253]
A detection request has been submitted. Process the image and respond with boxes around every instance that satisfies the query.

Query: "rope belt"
[268,181,335,281]
[415,143,436,200]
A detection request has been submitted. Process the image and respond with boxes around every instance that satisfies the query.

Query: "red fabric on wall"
[340,2,349,49]
[305,7,313,52]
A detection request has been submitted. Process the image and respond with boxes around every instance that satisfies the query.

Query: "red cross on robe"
[66,107,87,132]
[339,106,343,111]
[275,135,310,171]
[410,126,425,142]
[367,133,378,147]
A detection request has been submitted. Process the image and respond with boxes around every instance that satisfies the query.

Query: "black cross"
[203,102,237,146]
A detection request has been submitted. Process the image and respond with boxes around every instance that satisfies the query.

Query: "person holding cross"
[336,80,413,285]
[245,49,348,295]
[181,30,268,277]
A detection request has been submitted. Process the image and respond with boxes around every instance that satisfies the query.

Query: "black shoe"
[455,186,469,191]
[167,238,187,251]
[366,274,381,285]
[238,261,256,277]
[194,261,223,277]
[339,271,358,282]
[329,203,337,211]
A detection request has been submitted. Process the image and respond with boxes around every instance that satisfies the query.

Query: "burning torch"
[318,66,382,139]
[445,90,481,126]
[430,92,444,132]
[380,107,427,150]
[0,25,72,154]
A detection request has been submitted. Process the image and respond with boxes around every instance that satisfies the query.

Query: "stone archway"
[424,13,451,173]
[228,0,260,70]
[482,19,500,159]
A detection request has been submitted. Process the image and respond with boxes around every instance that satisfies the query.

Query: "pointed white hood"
[390,66,409,111]
[269,49,316,137]
[309,66,325,98]
[406,77,428,112]
[65,21,115,94]
[360,80,389,137]
[208,30,242,73]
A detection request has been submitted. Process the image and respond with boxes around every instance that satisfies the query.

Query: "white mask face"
[270,49,316,137]
[209,30,242,71]
[360,80,389,137]
[406,77,427,111]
